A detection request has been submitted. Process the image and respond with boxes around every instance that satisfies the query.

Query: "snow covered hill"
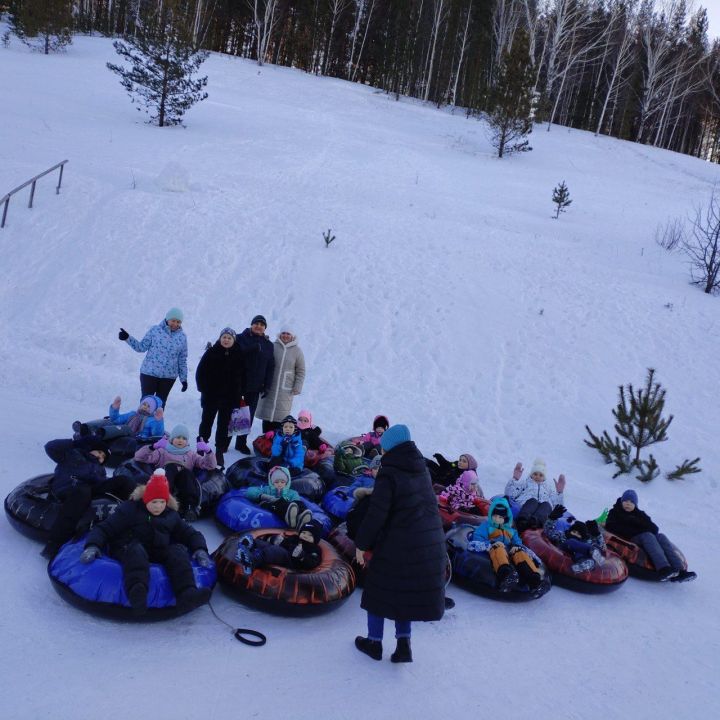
[1,34,718,720]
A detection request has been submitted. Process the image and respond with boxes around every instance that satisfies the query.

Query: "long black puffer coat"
[195,340,244,407]
[236,328,275,394]
[85,499,207,556]
[355,440,446,622]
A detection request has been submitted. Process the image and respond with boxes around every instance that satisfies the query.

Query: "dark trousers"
[268,456,302,476]
[140,374,176,408]
[254,539,293,567]
[262,420,281,433]
[164,464,201,510]
[116,541,195,596]
[199,399,233,452]
[48,477,136,546]
[517,498,552,528]
[235,391,259,448]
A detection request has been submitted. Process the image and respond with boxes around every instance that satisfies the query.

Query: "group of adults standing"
[118,307,446,664]
[119,309,305,469]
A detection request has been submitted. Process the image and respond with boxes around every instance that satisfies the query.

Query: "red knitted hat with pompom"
[144,469,170,504]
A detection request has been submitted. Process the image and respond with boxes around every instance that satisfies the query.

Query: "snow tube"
[214,529,356,616]
[215,489,334,537]
[252,432,274,457]
[48,536,216,621]
[327,522,365,585]
[321,486,356,521]
[314,459,354,490]
[446,525,551,602]
[224,457,325,502]
[4,474,122,543]
[602,530,688,581]
[73,419,160,468]
[521,529,628,593]
[112,460,229,516]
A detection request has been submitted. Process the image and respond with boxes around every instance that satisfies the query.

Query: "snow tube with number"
[225,457,325,502]
[445,524,551,602]
[602,530,687,581]
[214,529,355,616]
[521,529,628,593]
[215,489,334,537]
[4,474,122,543]
[113,460,228,516]
[48,536,216,620]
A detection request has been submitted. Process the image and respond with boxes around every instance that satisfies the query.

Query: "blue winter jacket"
[470,497,522,550]
[126,320,188,381]
[270,430,305,470]
[107,404,164,438]
[245,479,301,503]
[45,439,107,495]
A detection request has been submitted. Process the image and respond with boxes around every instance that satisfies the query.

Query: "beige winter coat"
[255,336,306,422]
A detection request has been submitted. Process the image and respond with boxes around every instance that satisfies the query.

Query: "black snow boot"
[127,583,148,617]
[355,636,382,661]
[176,586,212,614]
[496,564,519,593]
[391,638,413,663]
[235,436,251,454]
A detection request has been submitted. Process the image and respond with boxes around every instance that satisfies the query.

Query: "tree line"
[6,1,720,161]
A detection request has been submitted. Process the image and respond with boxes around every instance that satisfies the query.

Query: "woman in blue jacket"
[119,307,188,408]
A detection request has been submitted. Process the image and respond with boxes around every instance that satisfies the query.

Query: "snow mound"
[157,161,190,192]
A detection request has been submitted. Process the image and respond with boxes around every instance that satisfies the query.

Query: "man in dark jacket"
[354,424,446,664]
[234,314,275,454]
[41,437,135,559]
[196,326,245,468]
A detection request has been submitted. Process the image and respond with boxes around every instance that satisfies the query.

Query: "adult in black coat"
[196,326,245,468]
[83,472,212,615]
[234,315,275,453]
[354,425,446,663]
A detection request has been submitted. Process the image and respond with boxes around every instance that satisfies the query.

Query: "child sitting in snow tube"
[334,440,368,476]
[214,526,355,616]
[134,423,217,521]
[357,415,389,457]
[603,490,696,583]
[427,452,478,488]
[505,459,566,531]
[436,469,486,528]
[52,471,215,618]
[268,415,306,475]
[225,456,325,502]
[297,410,333,466]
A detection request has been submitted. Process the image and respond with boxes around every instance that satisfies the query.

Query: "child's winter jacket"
[134,444,217,472]
[245,478,301,503]
[438,470,482,511]
[605,499,658,539]
[270,430,305,470]
[469,498,522,552]
[45,439,107,495]
[359,415,390,447]
[334,442,366,475]
[126,320,188,382]
[300,425,325,451]
[107,404,164,438]
[505,474,563,508]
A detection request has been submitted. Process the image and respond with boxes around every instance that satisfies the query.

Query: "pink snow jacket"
[134,444,217,472]
[439,470,483,511]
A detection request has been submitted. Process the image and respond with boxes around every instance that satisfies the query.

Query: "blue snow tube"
[315,459,354,490]
[215,489,334,537]
[48,537,216,620]
[321,486,355,521]
[225,458,325,502]
[113,460,228,516]
[445,525,551,602]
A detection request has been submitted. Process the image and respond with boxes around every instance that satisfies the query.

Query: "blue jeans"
[633,532,684,571]
[367,612,411,641]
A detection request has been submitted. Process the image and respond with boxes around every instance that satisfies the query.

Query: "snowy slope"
[1,34,718,720]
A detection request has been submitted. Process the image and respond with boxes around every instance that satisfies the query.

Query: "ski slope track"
[1,34,718,720]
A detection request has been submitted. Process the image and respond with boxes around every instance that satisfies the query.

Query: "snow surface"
[1,34,719,720]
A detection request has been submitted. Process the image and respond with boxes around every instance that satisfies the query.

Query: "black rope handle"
[234,628,267,646]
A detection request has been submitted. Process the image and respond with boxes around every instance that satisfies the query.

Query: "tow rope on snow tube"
[207,599,267,646]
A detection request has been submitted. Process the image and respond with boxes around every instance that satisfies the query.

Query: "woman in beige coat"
[256,327,306,432]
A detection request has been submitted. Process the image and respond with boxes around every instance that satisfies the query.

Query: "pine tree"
[107,4,209,127]
[486,29,534,159]
[9,0,73,54]
[552,181,572,218]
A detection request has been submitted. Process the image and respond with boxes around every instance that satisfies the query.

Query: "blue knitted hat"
[621,489,638,506]
[169,424,190,441]
[380,424,411,452]
[165,307,184,322]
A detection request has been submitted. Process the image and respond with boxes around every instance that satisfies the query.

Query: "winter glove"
[80,546,101,564]
[291,545,304,558]
[491,541,505,550]
[154,408,164,421]
[153,436,169,450]
[467,541,486,554]
[181,381,188,392]
[319,443,329,453]
[554,474,566,493]
[586,520,600,537]
[260,493,275,502]
[512,462,523,481]
[192,549,213,568]
[196,440,211,454]
[111,396,121,409]
[549,504,567,520]
[118,328,129,341]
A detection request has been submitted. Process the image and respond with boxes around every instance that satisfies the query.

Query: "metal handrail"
[1,160,69,228]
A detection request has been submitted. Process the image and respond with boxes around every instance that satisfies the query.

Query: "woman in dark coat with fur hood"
[354,424,446,664]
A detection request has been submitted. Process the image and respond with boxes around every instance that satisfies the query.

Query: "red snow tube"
[602,530,688,581]
[327,523,366,585]
[521,529,628,593]
[213,529,356,616]
[252,433,274,457]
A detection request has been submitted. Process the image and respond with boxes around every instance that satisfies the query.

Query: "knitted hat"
[165,307,184,322]
[373,415,390,431]
[530,459,547,478]
[169,424,190,442]
[144,469,170,504]
[621,489,638,506]
[298,519,322,544]
[251,314,267,327]
[460,453,478,470]
[569,521,590,540]
[138,395,161,414]
[269,465,292,485]
[279,324,294,336]
[491,504,509,520]
[280,415,297,427]
[297,410,313,430]
[380,424,411,452]
[85,437,110,458]
[219,327,236,341]
[458,470,477,491]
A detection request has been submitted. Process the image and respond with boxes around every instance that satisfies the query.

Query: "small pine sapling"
[552,181,572,219]
[636,454,659,483]
[323,229,336,248]
[666,458,701,480]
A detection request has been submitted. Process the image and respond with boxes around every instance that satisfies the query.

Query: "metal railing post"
[1,197,9,229]
[28,180,37,209]
[0,160,68,228]
[56,164,64,194]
